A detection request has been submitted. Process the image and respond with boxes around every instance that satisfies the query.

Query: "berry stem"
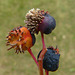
[45,70,49,75]
[41,32,46,49]
[38,32,47,75]
[28,48,39,67]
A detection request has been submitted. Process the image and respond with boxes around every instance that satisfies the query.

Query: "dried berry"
[37,46,60,71]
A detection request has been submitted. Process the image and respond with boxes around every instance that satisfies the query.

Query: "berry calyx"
[6,26,36,54]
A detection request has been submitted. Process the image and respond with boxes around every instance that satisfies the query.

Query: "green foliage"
[0,0,75,75]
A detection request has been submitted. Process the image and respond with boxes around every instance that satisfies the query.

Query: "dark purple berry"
[37,47,60,71]
[39,14,56,34]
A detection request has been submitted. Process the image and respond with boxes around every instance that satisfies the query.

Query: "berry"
[24,8,56,34]
[6,26,36,54]
[39,14,56,34]
[37,46,60,71]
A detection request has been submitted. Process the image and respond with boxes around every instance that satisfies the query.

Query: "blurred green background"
[0,0,75,75]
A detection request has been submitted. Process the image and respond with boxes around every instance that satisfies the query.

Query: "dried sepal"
[24,8,48,34]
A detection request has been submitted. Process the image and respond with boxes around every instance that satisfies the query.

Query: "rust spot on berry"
[6,26,34,54]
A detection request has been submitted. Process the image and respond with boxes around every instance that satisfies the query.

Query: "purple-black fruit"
[24,8,56,34]
[37,46,60,71]
[38,14,56,34]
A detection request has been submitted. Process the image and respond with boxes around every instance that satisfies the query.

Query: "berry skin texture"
[37,47,60,71]
[6,26,36,54]
[39,14,56,34]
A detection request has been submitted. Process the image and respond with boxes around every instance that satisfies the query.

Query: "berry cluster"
[6,8,60,75]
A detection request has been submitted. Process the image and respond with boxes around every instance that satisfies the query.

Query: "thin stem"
[38,32,47,75]
[41,32,46,49]
[28,48,39,67]
[45,70,49,75]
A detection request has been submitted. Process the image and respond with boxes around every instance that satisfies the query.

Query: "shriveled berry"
[37,46,60,71]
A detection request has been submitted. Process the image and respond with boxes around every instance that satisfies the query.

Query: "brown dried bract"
[24,8,48,34]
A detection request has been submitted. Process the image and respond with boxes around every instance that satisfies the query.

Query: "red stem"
[41,32,46,49]
[28,48,39,67]
[45,70,49,75]
[38,32,47,75]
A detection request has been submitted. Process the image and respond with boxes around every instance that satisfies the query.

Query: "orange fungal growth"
[6,26,36,54]
[54,46,59,54]
[48,46,59,54]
